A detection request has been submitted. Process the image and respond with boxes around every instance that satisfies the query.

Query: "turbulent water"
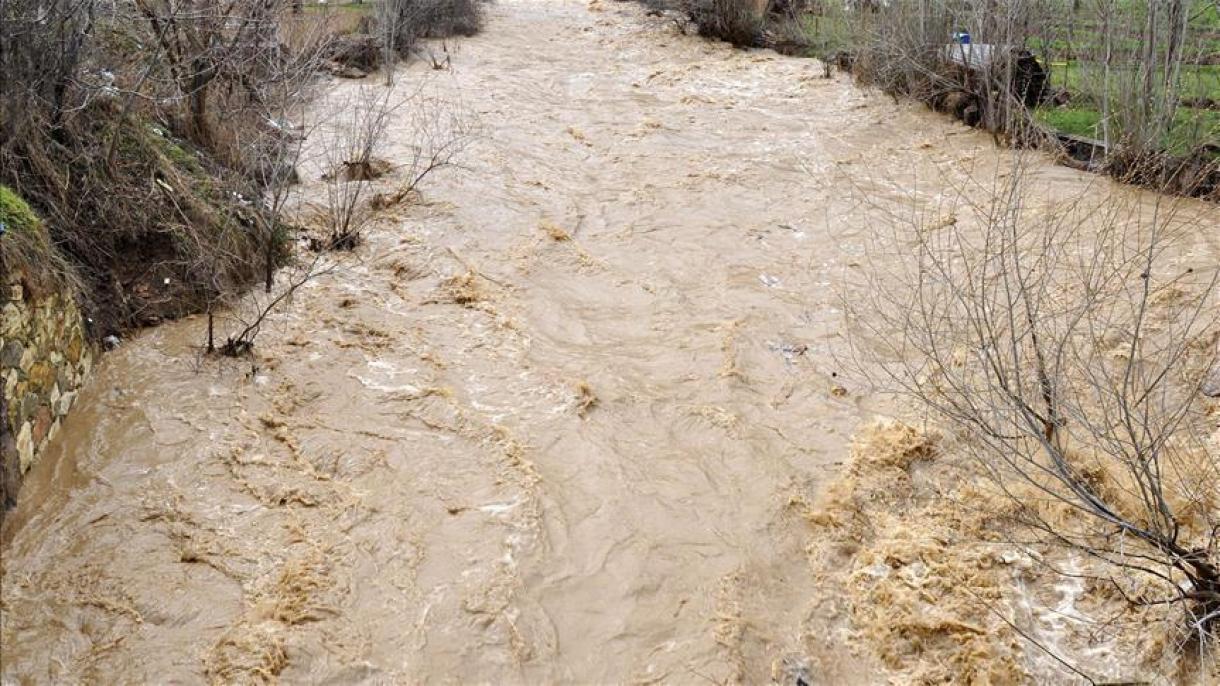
[3,1,1218,683]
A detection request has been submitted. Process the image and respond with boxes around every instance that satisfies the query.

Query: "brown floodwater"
[3,1,1217,683]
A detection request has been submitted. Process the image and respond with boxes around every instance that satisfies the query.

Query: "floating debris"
[766,340,808,362]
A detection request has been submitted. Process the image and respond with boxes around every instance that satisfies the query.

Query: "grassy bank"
[0,186,72,294]
[1036,106,1219,155]
[795,0,1218,198]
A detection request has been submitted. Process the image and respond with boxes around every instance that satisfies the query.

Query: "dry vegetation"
[642,0,1217,198]
[0,0,483,340]
[842,155,1219,680]
[801,420,1028,683]
[683,0,768,47]
[636,0,808,52]
[1,1,325,334]
[803,0,1219,198]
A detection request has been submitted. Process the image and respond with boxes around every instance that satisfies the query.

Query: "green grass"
[0,184,41,235]
[1033,0,1220,57]
[800,11,853,58]
[1045,61,1220,104]
[1036,107,1102,139]
[0,183,61,282]
[148,128,205,175]
[1035,106,1220,155]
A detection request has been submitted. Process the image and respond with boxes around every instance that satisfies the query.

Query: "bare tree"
[378,0,415,86]
[376,0,481,85]
[128,0,338,146]
[848,153,1220,645]
[206,81,474,356]
[236,20,332,293]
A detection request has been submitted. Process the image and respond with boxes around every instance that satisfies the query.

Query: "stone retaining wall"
[1,271,93,513]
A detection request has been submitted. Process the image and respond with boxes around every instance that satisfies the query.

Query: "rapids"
[3,1,1217,683]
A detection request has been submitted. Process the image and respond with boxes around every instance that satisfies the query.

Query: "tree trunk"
[187,63,213,144]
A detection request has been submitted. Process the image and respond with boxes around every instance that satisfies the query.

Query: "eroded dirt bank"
[2,1,1218,683]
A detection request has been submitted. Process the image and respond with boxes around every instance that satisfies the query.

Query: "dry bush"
[639,0,809,57]
[207,74,474,357]
[414,0,484,39]
[318,86,400,251]
[681,0,767,47]
[208,248,334,358]
[327,32,384,74]
[378,0,484,83]
[370,91,476,209]
[209,80,473,356]
[0,0,338,335]
[848,154,1220,649]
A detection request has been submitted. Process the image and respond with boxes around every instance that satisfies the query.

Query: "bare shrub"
[420,0,485,38]
[370,93,476,209]
[681,0,767,47]
[202,84,329,358]
[378,0,415,84]
[327,32,384,74]
[848,154,1220,647]
[211,251,333,358]
[207,81,474,356]
[318,86,399,251]
[232,70,327,293]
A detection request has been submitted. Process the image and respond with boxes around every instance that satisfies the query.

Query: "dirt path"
[4,1,1217,683]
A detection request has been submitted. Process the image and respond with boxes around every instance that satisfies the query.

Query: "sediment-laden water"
[3,1,1217,683]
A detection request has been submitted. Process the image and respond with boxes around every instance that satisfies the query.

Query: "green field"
[1036,60,1219,154]
[1036,106,1220,155]
[1044,61,1220,105]
[797,2,1220,155]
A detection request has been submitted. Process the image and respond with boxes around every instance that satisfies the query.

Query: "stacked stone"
[1,272,92,509]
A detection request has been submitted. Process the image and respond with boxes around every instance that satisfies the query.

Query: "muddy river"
[3,0,1218,683]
